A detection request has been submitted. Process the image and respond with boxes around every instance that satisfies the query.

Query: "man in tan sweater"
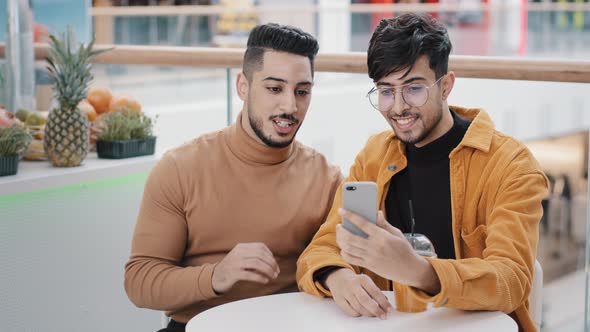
[124,24,342,332]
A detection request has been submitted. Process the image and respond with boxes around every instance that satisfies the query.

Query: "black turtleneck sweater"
[385,110,471,260]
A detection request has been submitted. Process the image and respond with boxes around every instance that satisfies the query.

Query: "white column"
[6,0,35,112]
[5,0,36,113]
[488,0,522,55]
[318,0,350,53]
[257,0,316,36]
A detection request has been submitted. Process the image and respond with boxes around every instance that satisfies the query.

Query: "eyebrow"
[263,76,313,86]
[376,76,426,87]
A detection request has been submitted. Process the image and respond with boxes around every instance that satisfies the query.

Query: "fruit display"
[87,87,112,115]
[1,107,49,161]
[25,111,47,127]
[78,100,98,122]
[108,94,142,113]
[43,28,110,167]
[23,111,48,161]
[15,109,31,122]
[0,107,21,128]
[24,139,47,161]
[78,87,143,152]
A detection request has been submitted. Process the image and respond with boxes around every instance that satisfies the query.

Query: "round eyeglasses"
[366,75,446,112]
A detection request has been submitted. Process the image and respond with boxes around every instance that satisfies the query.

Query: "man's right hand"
[325,268,393,320]
[212,243,280,294]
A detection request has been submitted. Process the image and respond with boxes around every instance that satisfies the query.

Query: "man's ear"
[236,72,249,102]
[441,71,455,101]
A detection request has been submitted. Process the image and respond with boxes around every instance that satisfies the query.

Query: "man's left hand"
[336,208,440,294]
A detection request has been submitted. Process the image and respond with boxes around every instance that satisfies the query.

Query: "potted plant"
[0,125,33,176]
[95,109,156,159]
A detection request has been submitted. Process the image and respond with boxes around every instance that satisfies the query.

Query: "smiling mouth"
[392,115,419,130]
[271,117,298,135]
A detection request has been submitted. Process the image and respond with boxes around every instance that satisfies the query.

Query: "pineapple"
[44,28,109,167]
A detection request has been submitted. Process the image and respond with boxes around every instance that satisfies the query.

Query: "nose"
[387,90,409,116]
[280,93,298,114]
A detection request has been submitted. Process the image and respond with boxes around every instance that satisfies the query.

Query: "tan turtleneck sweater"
[124,112,342,323]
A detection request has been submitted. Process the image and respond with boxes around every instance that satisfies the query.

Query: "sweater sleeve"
[407,170,548,313]
[124,153,218,311]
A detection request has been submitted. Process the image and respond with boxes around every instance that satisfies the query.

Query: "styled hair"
[367,13,452,82]
[243,23,319,79]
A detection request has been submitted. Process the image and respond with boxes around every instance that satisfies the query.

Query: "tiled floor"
[542,268,585,332]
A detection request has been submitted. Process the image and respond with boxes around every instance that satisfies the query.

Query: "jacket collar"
[451,106,495,154]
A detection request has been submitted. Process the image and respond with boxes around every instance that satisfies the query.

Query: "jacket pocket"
[461,225,487,258]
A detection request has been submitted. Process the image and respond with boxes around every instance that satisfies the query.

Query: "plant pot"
[0,155,19,176]
[96,137,156,159]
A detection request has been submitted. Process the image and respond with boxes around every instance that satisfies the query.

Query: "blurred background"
[0,1,589,331]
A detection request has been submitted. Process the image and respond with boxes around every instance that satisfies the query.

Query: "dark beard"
[396,102,443,146]
[248,108,300,149]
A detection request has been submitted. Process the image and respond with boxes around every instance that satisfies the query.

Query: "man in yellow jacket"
[296,13,548,332]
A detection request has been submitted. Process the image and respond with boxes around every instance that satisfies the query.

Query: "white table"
[186,291,517,332]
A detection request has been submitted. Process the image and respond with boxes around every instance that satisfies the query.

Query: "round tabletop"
[186,291,517,332]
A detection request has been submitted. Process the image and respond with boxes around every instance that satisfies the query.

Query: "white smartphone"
[341,181,378,238]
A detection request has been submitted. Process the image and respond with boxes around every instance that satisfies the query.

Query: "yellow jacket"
[297,106,548,332]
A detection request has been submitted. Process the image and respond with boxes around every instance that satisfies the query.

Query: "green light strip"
[0,172,149,205]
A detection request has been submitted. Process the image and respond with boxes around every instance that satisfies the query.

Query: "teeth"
[396,118,414,125]
[275,120,292,128]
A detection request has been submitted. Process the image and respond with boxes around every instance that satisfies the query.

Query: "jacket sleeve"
[408,169,548,313]
[296,153,366,297]
[124,153,218,311]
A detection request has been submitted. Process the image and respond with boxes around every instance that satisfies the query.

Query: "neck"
[414,105,454,148]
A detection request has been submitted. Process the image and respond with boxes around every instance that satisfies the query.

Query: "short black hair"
[243,23,319,80]
[367,13,452,82]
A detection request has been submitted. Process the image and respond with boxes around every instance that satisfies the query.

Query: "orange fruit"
[78,100,98,122]
[108,95,142,113]
[87,87,113,114]
[33,23,49,43]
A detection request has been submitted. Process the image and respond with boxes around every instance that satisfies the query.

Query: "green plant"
[97,110,156,142]
[0,125,33,156]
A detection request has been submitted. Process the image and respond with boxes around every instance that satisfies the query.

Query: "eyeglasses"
[366,75,446,112]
